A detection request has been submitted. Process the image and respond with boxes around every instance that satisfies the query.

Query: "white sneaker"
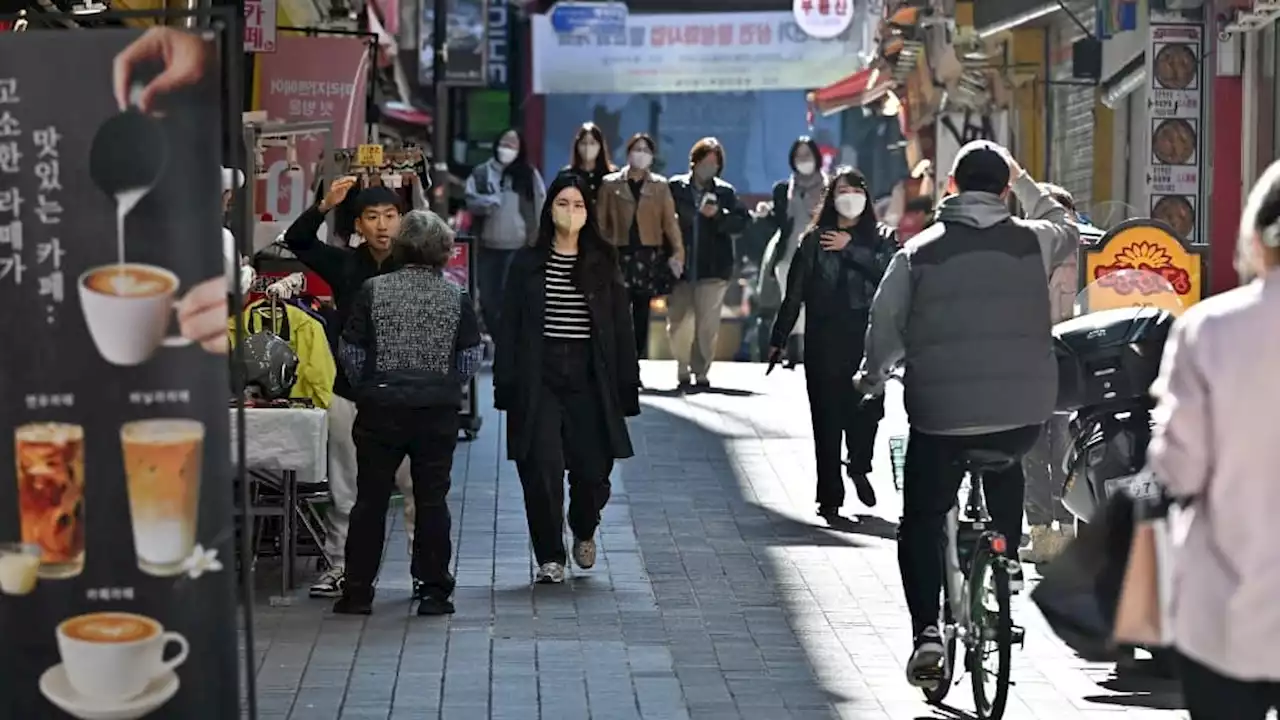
[309,567,345,598]
[572,537,596,570]
[535,562,565,584]
[1005,558,1026,594]
[906,626,946,688]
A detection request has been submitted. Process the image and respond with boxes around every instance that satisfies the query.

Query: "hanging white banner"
[531,10,865,94]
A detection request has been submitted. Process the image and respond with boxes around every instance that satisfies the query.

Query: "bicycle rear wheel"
[967,537,1012,719]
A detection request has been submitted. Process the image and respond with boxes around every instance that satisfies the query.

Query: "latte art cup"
[55,612,188,702]
[78,263,192,366]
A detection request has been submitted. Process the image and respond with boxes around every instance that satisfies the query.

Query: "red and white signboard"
[254,36,370,224]
[244,0,278,53]
[793,0,854,40]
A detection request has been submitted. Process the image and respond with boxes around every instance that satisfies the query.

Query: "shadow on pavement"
[1085,668,1184,710]
[915,702,978,720]
[627,398,861,717]
[822,513,899,540]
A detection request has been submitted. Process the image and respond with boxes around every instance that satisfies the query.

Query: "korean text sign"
[253,35,370,223]
[531,10,867,94]
[0,28,237,719]
[244,0,278,53]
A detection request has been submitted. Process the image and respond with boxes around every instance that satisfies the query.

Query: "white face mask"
[496,146,517,165]
[629,151,653,170]
[835,193,867,220]
[579,142,600,163]
[794,160,816,176]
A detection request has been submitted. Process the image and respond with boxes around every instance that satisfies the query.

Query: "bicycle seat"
[958,448,1018,474]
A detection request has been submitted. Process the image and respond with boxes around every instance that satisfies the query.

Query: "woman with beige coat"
[1147,159,1280,717]
[597,133,685,358]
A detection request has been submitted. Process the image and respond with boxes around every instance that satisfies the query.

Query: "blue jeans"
[477,247,517,337]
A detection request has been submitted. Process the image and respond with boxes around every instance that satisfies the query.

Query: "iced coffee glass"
[14,423,86,579]
[121,419,204,577]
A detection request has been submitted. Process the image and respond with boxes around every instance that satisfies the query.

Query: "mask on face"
[496,146,517,165]
[694,162,718,182]
[553,207,587,233]
[835,193,867,220]
[579,142,600,163]
[794,160,816,176]
[630,151,653,170]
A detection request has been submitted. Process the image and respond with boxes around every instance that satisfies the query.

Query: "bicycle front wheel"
[967,536,1012,719]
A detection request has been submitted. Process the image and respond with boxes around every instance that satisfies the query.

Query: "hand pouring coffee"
[81,84,190,366]
[89,82,168,269]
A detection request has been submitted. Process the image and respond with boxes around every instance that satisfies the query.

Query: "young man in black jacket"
[282,178,421,600]
[335,210,483,616]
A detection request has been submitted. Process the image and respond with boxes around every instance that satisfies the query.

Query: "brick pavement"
[246,362,1189,720]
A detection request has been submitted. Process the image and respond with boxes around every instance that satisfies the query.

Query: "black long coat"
[492,244,641,462]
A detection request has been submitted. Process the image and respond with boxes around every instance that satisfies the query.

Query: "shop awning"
[808,66,895,116]
[1100,51,1145,109]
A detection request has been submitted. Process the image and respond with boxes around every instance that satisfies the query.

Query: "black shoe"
[412,579,425,600]
[817,504,841,519]
[417,595,455,616]
[333,592,373,616]
[848,470,878,508]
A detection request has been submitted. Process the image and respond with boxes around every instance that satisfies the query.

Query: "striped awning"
[807,66,895,116]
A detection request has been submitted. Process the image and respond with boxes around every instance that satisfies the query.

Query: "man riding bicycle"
[853,140,1078,687]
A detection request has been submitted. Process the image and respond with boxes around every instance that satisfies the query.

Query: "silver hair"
[396,209,454,268]
[1236,158,1280,281]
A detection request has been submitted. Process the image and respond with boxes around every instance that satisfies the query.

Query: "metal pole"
[431,0,450,215]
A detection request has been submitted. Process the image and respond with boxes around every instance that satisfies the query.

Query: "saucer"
[39,664,179,720]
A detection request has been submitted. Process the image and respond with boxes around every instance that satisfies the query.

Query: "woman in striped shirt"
[493,173,641,585]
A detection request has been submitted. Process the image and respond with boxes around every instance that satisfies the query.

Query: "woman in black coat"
[769,166,897,520]
[493,173,641,584]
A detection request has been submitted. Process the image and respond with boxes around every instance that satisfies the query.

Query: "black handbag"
[1030,492,1135,660]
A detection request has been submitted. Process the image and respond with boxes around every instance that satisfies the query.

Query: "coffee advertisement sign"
[0,29,238,719]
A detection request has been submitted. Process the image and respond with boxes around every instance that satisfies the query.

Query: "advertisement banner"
[531,10,866,94]
[244,0,278,53]
[0,28,237,719]
[254,35,370,223]
[1144,13,1206,244]
[420,0,489,86]
[1082,219,1204,312]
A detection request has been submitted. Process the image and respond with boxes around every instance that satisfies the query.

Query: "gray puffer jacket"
[858,174,1079,435]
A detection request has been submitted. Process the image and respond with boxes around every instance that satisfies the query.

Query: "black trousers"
[345,405,459,597]
[898,425,1040,635]
[1180,653,1280,719]
[803,319,882,507]
[515,340,614,565]
[805,367,883,507]
[630,293,651,360]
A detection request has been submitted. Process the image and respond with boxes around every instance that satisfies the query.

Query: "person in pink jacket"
[1147,159,1280,717]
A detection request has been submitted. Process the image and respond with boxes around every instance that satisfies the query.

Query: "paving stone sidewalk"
[246,362,1188,720]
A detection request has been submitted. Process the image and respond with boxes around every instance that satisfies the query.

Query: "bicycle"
[919,448,1025,719]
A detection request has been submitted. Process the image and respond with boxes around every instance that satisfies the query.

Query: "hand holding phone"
[699,192,719,218]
